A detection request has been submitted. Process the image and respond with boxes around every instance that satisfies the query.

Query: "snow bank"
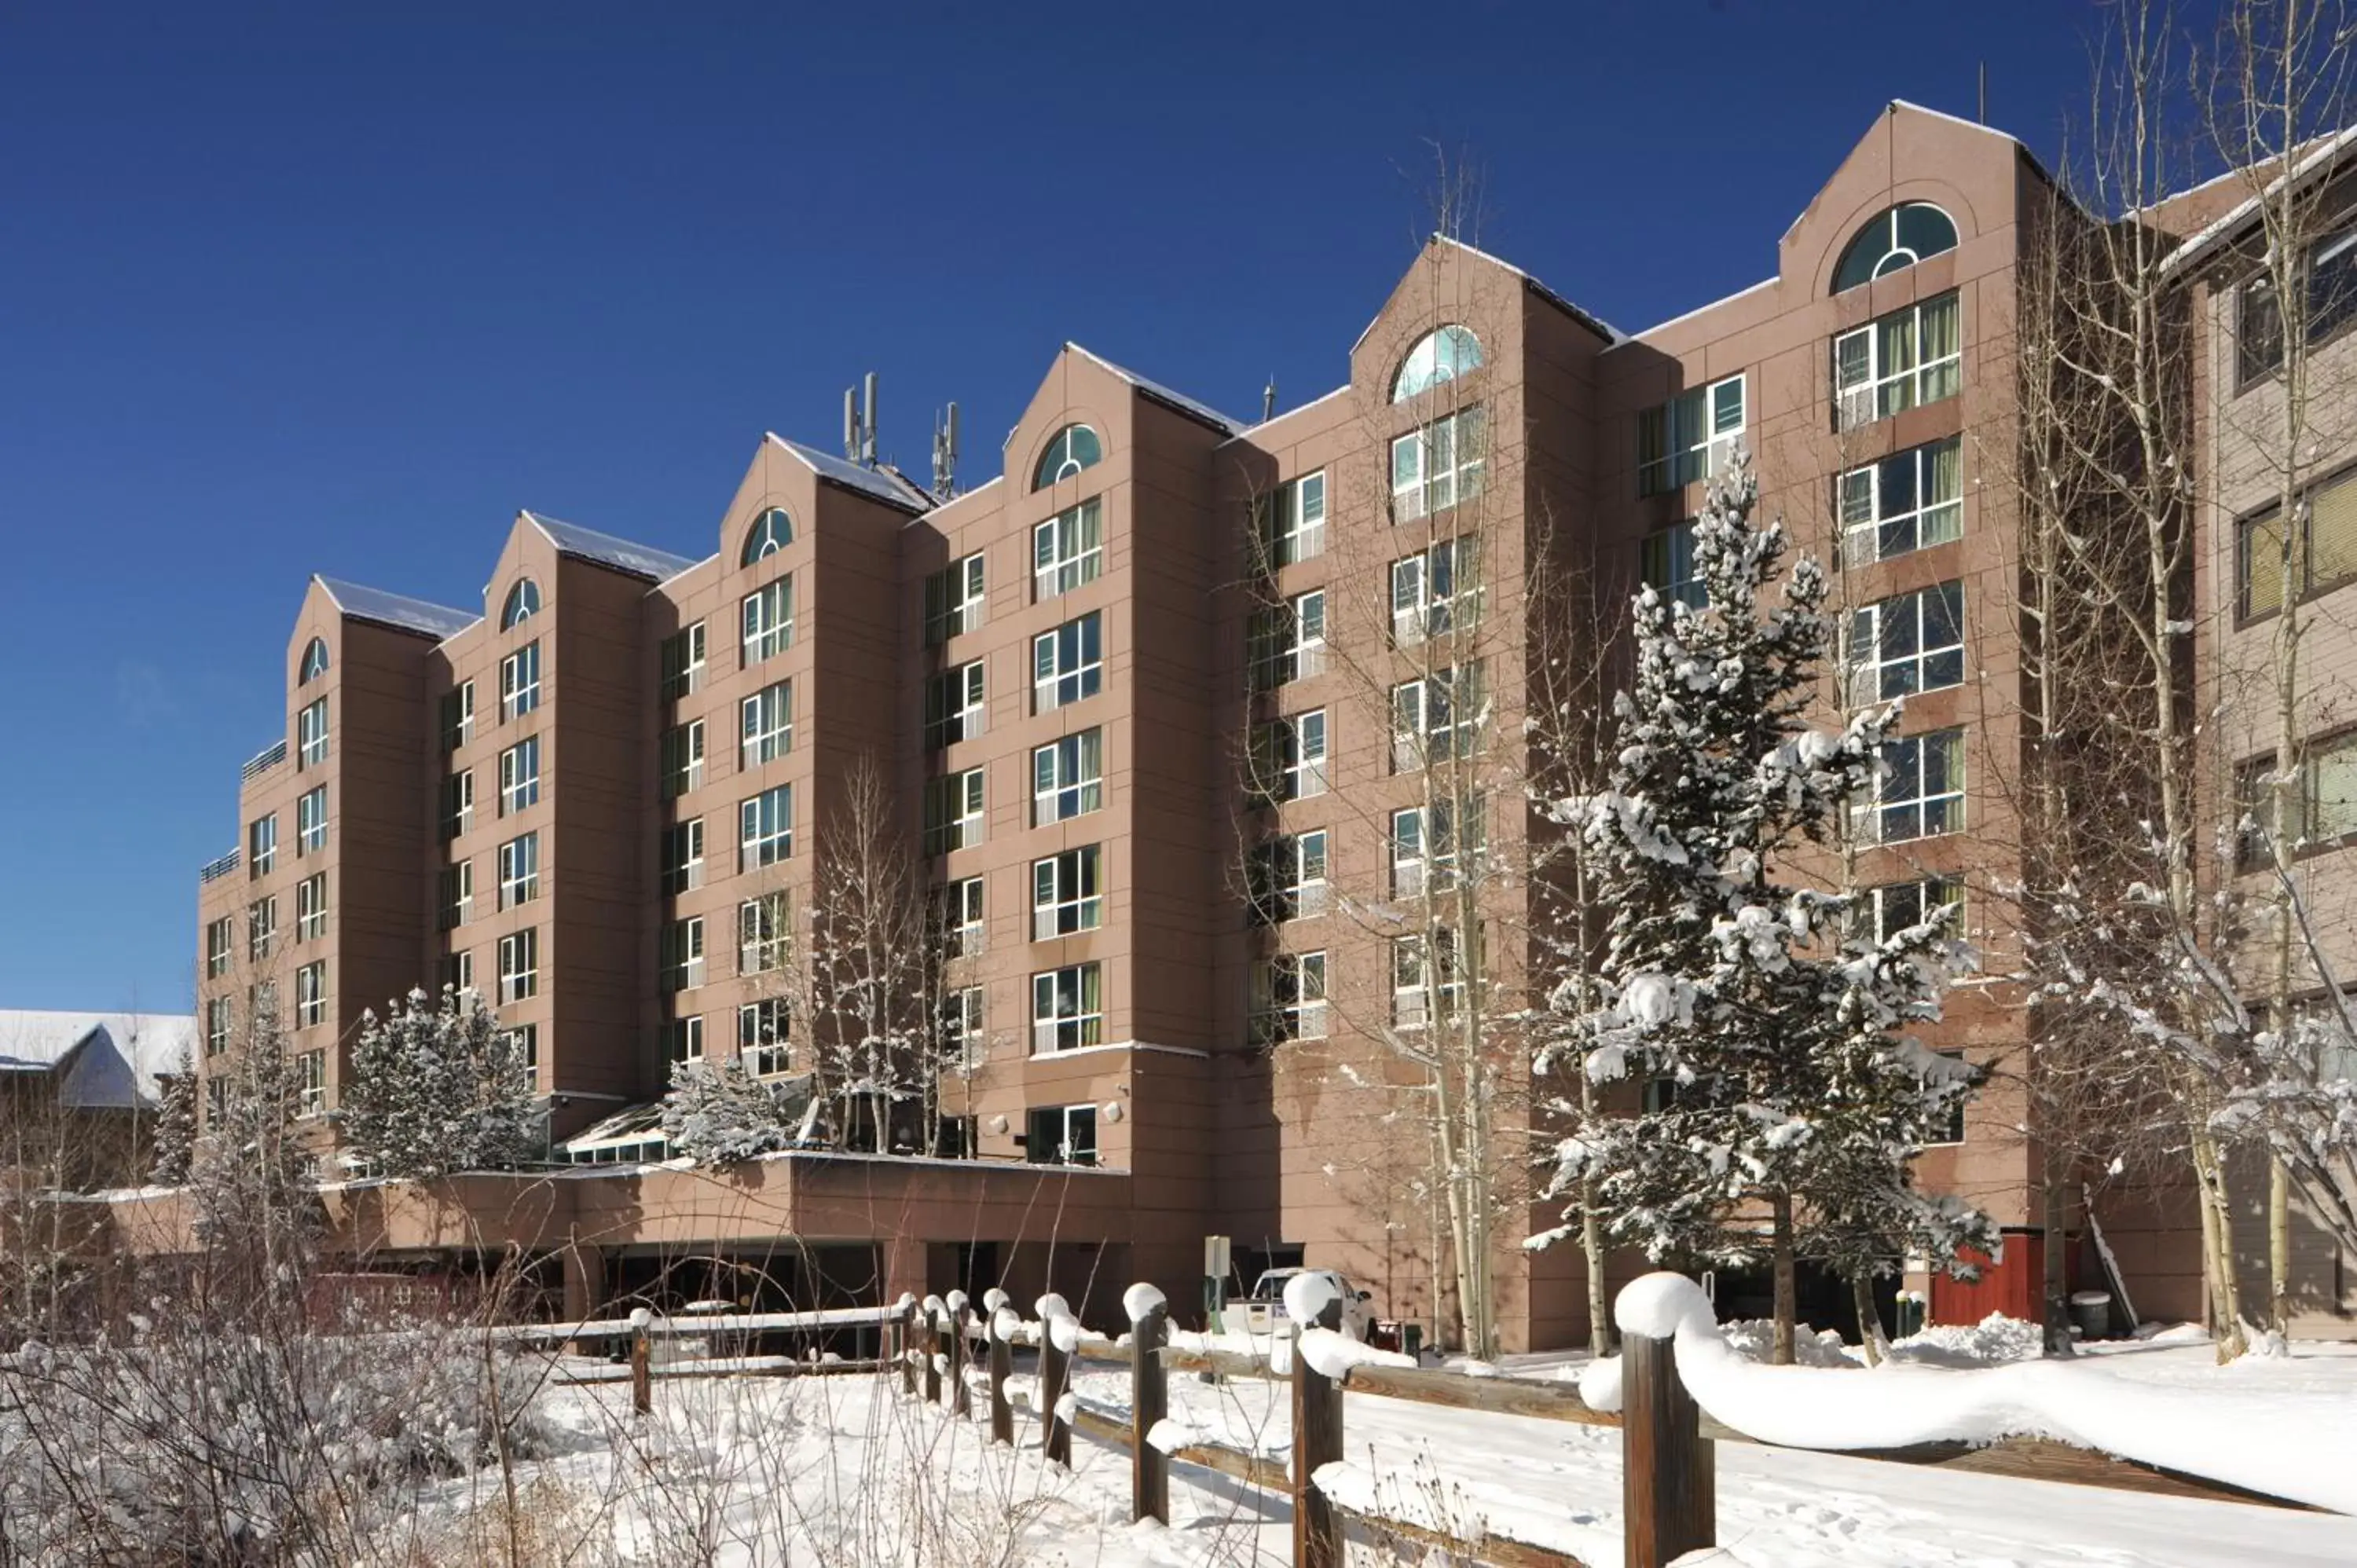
[1888,1312,2043,1367]
[1122,1282,1167,1324]
[1298,1327,1415,1380]
[1720,1319,1853,1368]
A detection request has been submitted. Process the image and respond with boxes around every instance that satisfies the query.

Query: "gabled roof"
[0,1011,192,1111]
[1348,234,1625,359]
[1065,343,1247,435]
[315,577,479,640]
[764,434,937,513]
[522,511,700,583]
[2159,124,2357,278]
[1778,101,2054,247]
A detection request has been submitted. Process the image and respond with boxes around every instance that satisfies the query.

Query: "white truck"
[1221,1267,1375,1341]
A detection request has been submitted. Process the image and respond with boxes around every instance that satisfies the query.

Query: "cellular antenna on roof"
[844,373,881,467]
[1263,378,1277,422]
[933,401,961,498]
[1978,61,1987,125]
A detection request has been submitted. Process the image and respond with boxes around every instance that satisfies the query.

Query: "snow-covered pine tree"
[660,1054,813,1163]
[148,1061,196,1185]
[1544,456,1981,1363]
[341,987,541,1178]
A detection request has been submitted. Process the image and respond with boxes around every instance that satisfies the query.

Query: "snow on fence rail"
[493,1302,891,1343]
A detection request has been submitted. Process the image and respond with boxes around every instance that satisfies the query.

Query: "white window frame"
[1390,405,1486,522]
[941,985,985,1065]
[296,1047,325,1117]
[1391,664,1483,771]
[1251,951,1328,1044]
[497,927,537,1003]
[296,872,327,941]
[1839,437,1962,563]
[442,770,474,841]
[207,915,233,976]
[741,577,794,667]
[499,736,540,815]
[1638,374,1745,497]
[442,681,475,751]
[1033,498,1103,599]
[665,1015,706,1062]
[1033,729,1105,824]
[663,719,706,800]
[205,995,232,1055]
[1033,613,1102,712]
[1859,876,1965,944]
[445,949,473,995]
[1392,927,1471,1029]
[662,916,706,992]
[928,660,988,746]
[1028,1103,1098,1165]
[1858,728,1966,844]
[1390,537,1481,644]
[298,698,328,768]
[739,1000,790,1076]
[295,785,327,855]
[247,896,277,962]
[498,832,539,909]
[1274,830,1329,921]
[1846,582,1964,707]
[662,818,705,896]
[926,768,984,855]
[1030,962,1104,1053]
[295,961,327,1031]
[662,622,706,702]
[742,680,794,767]
[1265,471,1327,566]
[1032,846,1105,940]
[1391,797,1483,898]
[500,641,540,720]
[738,892,788,975]
[1834,293,1960,430]
[944,877,984,958]
[440,859,472,929]
[927,553,987,643]
[249,815,277,877]
[739,785,792,871]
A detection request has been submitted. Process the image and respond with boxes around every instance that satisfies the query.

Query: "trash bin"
[2069,1289,2112,1340]
[1894,1289,1926,1339]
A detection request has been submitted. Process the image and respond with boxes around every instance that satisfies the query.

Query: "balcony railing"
[199,848,242,884]
[243,738,288,780]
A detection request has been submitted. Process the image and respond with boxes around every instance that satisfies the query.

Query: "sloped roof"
[764,434,937,512]
[1065,344,1247,435]
[315,577,480,640]
[2158,124,2357,278]
[0,1011,192,1111]
[523,511,700,583]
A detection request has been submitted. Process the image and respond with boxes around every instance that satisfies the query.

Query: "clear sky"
[0,2,2129,1013]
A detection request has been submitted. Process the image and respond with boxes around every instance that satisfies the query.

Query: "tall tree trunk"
[1851,1273,1886,1366]
[1769,1190,1796,1366]
[2269,1157,2293,1335]
[1580,1064,1615,1357]
[2044,1145,2076,1357]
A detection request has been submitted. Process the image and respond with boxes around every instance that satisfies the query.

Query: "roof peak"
[764,434,937,512]
[314,576,478,640]
[522,511,701,583]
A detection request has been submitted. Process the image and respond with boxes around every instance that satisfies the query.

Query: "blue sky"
[0,2,2119,1012]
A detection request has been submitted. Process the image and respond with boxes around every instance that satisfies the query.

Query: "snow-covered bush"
[342,986,542,1178]
[662,1054,814,1163]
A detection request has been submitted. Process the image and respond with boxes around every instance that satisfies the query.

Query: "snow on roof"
[315,577,479,641]
[902,472,1006,529]
[2159,123,2357,278]
[1616,277,1779,347]
[1218,383,1352,447]
[1778,101,2044,247]
[558,1099,670,1152]
[1065,343,1247,434]
[0,1011,192,1111]
[764,434,936,512]
[1347,235,1624,360]
[523,511,701,583]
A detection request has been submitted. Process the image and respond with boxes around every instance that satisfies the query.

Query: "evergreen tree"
[148,1063,196,1186]
[660,1054,814,1163]
[341,987,541,1178]
[1544,457,1985,1362]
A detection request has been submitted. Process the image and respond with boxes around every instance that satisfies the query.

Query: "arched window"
[740,507,794,566]
[1391,324,1484,402]
[500,578,541,630]
[1832,203,1959,294]
[1032,424,1103,489]
[299,637,329,684]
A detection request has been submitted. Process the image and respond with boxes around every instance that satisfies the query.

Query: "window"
[2239,467,2357,618]
[505,1024,538,1071]
[665,1015,706,1062]
[1391,538,1481,643]
[1032,962,1104,1053]
[1393,927,1474,1029]
[1831,202,1959,294]
[742,681,794,766]
[205,1075,227,1123]
[1834,293,1960,430]
[295,786,327,855]
[739,892,788,975]
[942,877,984,958]
[498,833,540,909]
[1034,614,1103,711]
[926,554,987,643]
[2241,274,2285,386]
[444,949,473,995]
[441,771,474,841]
[206,916,233,977]
[1857,876,1965,943]
[1860,728,1966,844]
[295,962,327,1030]
[1847,583,1964,705]
[500,579,541,629]
[1033,730,1105,824]
[942,986,984,1064]
[739,785,792,870]
[499,737,541,815]
[1637,375,1745,496]
[1391,405,1486,522]
[739,1000,790,1076]
[1251,951,1328,1044]
[1248,592,1325,691]
[662,720,706,800]
[247,896,278,962]
[742,578,794,665]
[498,929,538,1003]
[500,641,541,720]
[927,661,988,747]
[1391,797,1486,898]
[1392,324,1483,401]
[2237,730,2357,865]
[1025,1104,1098,1165]
[1391,664,1484,771]
[1032,847,1105,940]
[249,815,277,877]
[1033,499,1103,599]
[662,819,705,896]
[296,1048,325,1116]
[1260,471,1328,567]
[1249,710,1328,804]
[1248,830,1328,924]
[1928,1050,1970,1145]
[1640,522,1704,610]
[205,995,232,1055]
[299,636,329,684]
[661,917,706,992]
[661,623,706,702]
[441,682,475,752]
[1839,438,1962,563]
[924,769,984,855]
[296,872,326,941]
[1032,423,1103,489]
[439,859,472,929]
[2238,227,2357,385]
[741,506,794,565]
[297,698,328,768]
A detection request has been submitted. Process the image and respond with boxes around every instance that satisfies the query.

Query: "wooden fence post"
[948,1292,973,1416]
[628,1307,652,1416]
[922,1295,943,1405]
[1131,1299,1171,1524]
[1038,1303,1074,1467]
[1291,1299,1343,1568]
[988,1310,1014,1445]
[900,1299,918,1397]
[1622,1327,1714,1568]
